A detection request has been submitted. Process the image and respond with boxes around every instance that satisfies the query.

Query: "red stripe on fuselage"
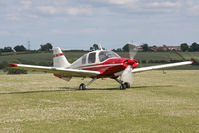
[53,53,64,58]
[84,64,126,77]
[77,58,128,77]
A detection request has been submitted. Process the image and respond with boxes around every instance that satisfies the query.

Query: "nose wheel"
[120,83,126,90]
[124,82,130,88]
[114,78,130,90]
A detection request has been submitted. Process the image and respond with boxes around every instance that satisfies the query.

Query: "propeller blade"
[121,65,133,83]
[129,44,138,59]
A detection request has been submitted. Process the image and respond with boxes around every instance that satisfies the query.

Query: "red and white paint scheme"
[7,47,193,90]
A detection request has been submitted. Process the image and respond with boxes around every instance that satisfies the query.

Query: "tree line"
[112,42,199,52]
[1,42,199,53]
[0,43,53,53]
[180,42,199,52]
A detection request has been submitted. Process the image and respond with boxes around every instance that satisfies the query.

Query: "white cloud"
[1,0,199,22]
[66,7,92,15]
[187,4,199,16]
[185,0,199,16]
[20,0,32,9]
[36,6,57,15]
[5,10,19,20]
[0,31,9,35]
[147,1,181,8]
[51,29,64,34]
[2,0,199,21]
[106,0,138,5]
[90,0,184,14]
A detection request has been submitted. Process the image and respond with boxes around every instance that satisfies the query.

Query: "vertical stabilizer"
[53,47,71,68]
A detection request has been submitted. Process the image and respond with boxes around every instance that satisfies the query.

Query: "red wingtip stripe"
[53,53,64,58]
[7,63,18,67]
[191,61,194,64]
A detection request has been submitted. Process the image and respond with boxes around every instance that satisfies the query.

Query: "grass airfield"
[0,70,199,133]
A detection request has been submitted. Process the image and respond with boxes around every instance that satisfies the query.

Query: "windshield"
[99,51,121,62]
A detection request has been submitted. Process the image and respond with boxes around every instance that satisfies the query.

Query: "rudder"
[53,47,71,68]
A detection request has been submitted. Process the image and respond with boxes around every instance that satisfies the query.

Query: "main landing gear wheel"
[79,83,86,90]
[124,82,130,88]
[120,83,126,90]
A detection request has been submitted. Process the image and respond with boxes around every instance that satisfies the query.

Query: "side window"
[82,55,87,64]
[99,51,107,62]
[88,53,96,63]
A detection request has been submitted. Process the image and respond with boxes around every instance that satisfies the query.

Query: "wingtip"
[7,63,18,67]
[191,61,194,64]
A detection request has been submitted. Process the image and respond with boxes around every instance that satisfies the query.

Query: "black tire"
[120,83,126,90]
[79,83,86,90]
[124,82,130,88]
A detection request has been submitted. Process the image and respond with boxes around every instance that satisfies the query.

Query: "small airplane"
[7,45,193,90]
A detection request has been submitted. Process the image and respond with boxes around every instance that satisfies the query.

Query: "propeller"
[121,65,133,83]
[121,44,138,84]
[129,44,138,59]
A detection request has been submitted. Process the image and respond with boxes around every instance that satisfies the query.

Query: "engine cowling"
[124,59,139,68]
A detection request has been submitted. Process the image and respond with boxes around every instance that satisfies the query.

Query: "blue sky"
[0,0,199,50]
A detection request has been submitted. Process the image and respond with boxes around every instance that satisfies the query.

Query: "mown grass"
[0,70,199,133]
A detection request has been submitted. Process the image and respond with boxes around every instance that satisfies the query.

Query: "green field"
[0,51,199,71]
[0,51,199,64]
[0,70,199,132]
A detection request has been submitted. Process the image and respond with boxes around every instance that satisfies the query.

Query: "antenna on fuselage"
[90,43,104,51]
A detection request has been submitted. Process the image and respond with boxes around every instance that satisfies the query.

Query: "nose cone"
[122,58,139,68]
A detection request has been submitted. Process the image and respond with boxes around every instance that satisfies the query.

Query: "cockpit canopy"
[71,50,121,67]
[99,51,120,62]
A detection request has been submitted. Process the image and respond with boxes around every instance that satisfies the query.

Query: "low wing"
[132,61,193,73]
[7,63,100,77]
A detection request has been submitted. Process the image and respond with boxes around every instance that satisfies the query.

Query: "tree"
[3,47,13,52]
[0,48,3,55]
[14,45,27,52]
[40,43,53,51]
[189,42,199,52]
[122,44,130,52]
[90,47,94,51]
[141,44,149,52]
[116,48,122,52]
[93,44,99,50]
[180,43,189,52]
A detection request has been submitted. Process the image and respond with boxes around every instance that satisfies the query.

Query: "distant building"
[150,45,181,52]
[166,46,181,51]
[157,46,168,51]
[136,46,143,52]
[150,46,158,51]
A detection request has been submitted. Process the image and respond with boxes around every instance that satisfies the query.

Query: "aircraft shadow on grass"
[0,85,174,95]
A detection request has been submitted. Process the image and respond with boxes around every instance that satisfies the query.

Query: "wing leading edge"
[132,61,193,73]
[7,63,100,77]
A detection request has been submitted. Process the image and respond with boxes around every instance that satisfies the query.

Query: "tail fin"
[53,47,71,68]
